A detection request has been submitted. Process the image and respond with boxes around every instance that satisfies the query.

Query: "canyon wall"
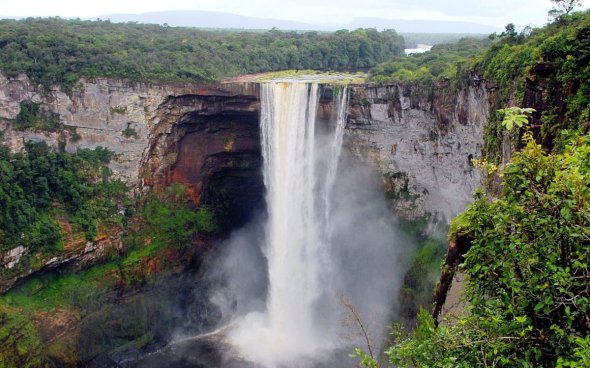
[0,73,489,292]
[0,74,492,365]
[346,83,488,221]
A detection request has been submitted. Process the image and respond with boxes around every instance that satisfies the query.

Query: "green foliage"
[0,18,404,90]
[76,146,115,164]
[14,101,62,132]
[448,210,472,242]
[0,305,46,368]
[557,336,590,367]
[1,262,116,312]
[0,142,126,251]
[397,217,448,327]
[386,308,542,367]
[386,132,590,367]
[142,184,216,248]
[110,106,127,114]
[498,107,535,131]
[121,127,138,139]
[350,347,379,368]
[368,37,491,87]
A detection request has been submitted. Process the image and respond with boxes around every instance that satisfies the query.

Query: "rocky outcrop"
[0,226,123,293]
[143,92,264,231]
[0,73,496,367]
[0,73,488,224]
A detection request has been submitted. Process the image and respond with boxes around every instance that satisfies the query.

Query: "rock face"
[0,73,258,188]
[0,74,494,366]
[346,83,488,221]
[0,74,487,223]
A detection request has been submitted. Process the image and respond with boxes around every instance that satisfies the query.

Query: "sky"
[0,0,589,29]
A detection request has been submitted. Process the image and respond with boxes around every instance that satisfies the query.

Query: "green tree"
[142,184,216,248]
[550,0,583,20]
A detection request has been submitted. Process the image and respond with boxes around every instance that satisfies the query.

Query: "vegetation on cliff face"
[369,10,590,162]
[14,101,63,132]
[0,304,45,368]
[396,218,448,328]
[357,10,590,368]
[0,142,126,252]
[142,183,216,250]
[0,17,404,90]
[402,132,588,366]
[0,181,217,365]
[360,131,590,368]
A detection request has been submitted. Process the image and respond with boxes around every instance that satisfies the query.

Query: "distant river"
[405,44,433,55]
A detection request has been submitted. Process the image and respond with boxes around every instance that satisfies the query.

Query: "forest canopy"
[0,17,404,90]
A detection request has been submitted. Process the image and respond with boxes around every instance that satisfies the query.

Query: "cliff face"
[0,73,259,188]
[0,74,487,224]
[346,83,488,221]
[0,73,262,292]
[143,92,264,231]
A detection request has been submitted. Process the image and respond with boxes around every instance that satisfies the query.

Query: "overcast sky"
[1,0,588,28]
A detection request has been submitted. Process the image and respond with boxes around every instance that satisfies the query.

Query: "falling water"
[229,82,350,366]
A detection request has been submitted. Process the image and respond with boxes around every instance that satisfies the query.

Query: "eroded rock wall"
[0,73,490,294]
[345,82,488,221]
[0,73,261,292]
[0,73,258,188]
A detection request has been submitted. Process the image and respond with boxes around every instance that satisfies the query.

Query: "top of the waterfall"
[222,70,366,84]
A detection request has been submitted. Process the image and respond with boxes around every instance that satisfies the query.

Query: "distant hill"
[96,10,501,34]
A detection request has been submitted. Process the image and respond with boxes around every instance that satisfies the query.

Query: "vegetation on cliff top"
[0,17,404,90]
[368,37,491,86]
[369,10,590,163]
[477,10,590,160]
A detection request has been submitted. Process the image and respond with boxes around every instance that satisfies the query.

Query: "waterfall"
[229,82,350,366]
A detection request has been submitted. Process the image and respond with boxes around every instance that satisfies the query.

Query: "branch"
[339,294,376,362]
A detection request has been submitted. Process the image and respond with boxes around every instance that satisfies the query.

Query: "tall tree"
[549,0,582,20]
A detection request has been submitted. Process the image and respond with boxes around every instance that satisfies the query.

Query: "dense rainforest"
[0,17,404,90]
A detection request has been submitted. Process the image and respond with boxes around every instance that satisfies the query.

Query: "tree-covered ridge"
[367,37,492,85]
[0,18,404,90]
[0,142,127,252]
[476,11,590,159]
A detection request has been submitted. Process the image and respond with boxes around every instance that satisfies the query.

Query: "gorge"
[0,72,486,366]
